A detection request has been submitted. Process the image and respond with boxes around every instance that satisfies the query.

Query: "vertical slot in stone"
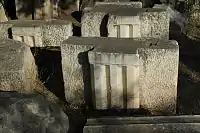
[105,65,111,108]
[122,66,127,109]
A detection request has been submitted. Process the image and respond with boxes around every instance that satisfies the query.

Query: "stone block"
[108,8,170,39]
[89,40,141,109]
[82,2,142,37]
[61,37,178,114]
[138,40,179,115]
[61,37,96,108]
[0,92,68,133]
[8,20,72,47]
[0,39,37,92]
[84,115,200,133]
[0,23,12,39]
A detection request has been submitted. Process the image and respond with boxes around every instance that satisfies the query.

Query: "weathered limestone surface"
[0,39,37,92]
[84,115,200,133]
[61,37,96,108]
[108,8,170,39]
[0,92,69,133]
[82,2,142,37]
[61,37,179,114]
[138,40,179,115]
[0,23,11,39]
[89,40,141,109]
[9,20,72,47]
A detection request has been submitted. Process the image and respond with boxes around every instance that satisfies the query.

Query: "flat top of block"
[95,1,142,6]
[63,37,178,53]
[6,20,71,27]
[110,8,166,16]
[93,39,144,54]
[85,115,200,126]
[90,4,139,13]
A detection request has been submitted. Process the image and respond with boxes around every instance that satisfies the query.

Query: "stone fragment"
[0,39,37,92]
[0,92,69,133]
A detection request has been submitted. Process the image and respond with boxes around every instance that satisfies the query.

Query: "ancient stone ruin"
[0,0,200,133]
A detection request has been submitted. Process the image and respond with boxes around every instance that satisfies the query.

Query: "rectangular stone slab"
[61,37,179,114]
[7,20,72,47]
[88,39,139,110]
[84,115,200,133]
[82,2,142,37]
[61,37,97,108]
[108,8,170,39]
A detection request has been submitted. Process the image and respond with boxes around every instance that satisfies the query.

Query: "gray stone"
[0,23,11,39]
[61,37,179,114]
[0,39,37,92]
[82,2,142,37]
[108,8,170,39]
[61,37,96,108]
[6,20,72,47]
[0,92,69,133]
[84,115,200,133]
[138,40,179,115]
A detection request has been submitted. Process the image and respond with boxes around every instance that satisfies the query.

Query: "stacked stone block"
[61,36,179,114]
[8,20,72,47]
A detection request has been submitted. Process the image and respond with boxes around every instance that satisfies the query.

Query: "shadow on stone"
[78,48,94,110]
[100,14,109,37]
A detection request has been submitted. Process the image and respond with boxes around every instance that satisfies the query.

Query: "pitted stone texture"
[61,37,179,114]
[138,40,179,115]
[0,39,37,92]
[82,12,106,37]
[0,23,11,39]
[42,21,72,47]
[0,92,69,133]
[8,20,72,47]
[108,8,170,39]
[140,9,170,39]
[61,37,95,108]
[82,3,142,37]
